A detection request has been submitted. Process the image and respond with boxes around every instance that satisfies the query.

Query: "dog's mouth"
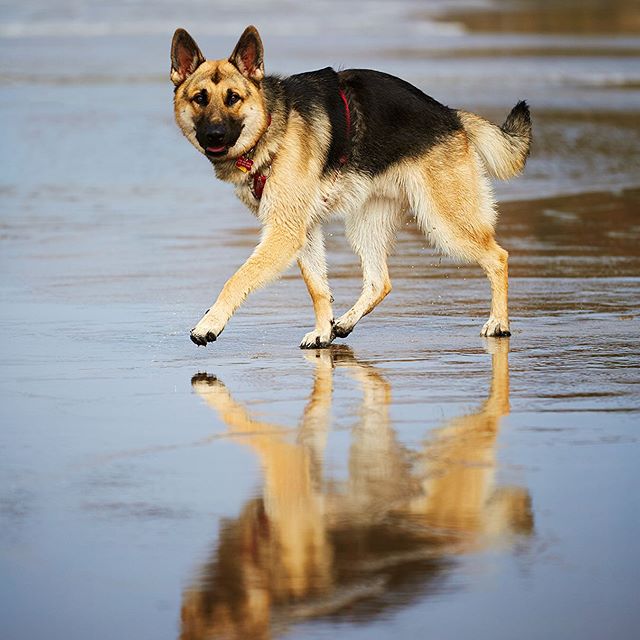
[205,145,229,158]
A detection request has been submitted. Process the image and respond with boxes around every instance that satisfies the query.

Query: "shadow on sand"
[184,342,533,639]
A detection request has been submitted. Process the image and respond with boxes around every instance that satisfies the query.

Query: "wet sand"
[1,1,640,639]
[431,0,640,36]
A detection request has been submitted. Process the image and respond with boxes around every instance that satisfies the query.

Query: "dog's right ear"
[171,29,205,87]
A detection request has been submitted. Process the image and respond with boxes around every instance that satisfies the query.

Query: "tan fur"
[173,59,271,164]
[172,27,528,345]
[458,110,530,180]
[297,226,335,347]
[183,342,533,638]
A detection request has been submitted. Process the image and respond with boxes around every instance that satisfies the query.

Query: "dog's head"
[171,26,269,161]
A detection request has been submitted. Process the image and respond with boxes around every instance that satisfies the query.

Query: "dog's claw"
[190,331,209,346]
[205,331,217,342]
[300,340,332,350]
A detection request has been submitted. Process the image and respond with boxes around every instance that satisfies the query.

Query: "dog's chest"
[234,180,261,214]
[213,161,261,214]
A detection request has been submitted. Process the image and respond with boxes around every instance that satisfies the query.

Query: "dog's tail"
[458,101,532,180]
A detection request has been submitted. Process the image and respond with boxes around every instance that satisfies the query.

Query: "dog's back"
[273,67,531,185]
[339,68,465,176]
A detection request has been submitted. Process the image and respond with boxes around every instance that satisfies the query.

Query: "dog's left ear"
[171,28,205,87]
[229,26,264,82]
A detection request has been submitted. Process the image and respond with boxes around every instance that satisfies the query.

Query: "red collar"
[234,114,271,180]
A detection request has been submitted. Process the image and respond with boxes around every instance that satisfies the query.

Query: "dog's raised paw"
[190,328,218,346]
[300,329,334,349]
[190,311,226,347]
[481,318,511,338]
[331,322,353,339]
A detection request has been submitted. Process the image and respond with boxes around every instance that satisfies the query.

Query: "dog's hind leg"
[333,198,399,339]
[298,226,335,349]
[477,240,510,337]
[408,144,511,337]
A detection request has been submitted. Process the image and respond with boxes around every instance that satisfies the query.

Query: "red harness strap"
[338,87,351,165]
[252,173,267,199]
[239,89,351,200]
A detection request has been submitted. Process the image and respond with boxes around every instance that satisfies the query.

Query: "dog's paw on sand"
[481,317,511,338]
[300,328,334,349]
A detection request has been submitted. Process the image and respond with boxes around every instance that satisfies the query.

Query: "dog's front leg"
[190,223,306,346]
[298,225,335,349]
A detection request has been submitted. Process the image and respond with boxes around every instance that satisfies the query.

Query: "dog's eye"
[192,91,208,106]
[227,91,241,106]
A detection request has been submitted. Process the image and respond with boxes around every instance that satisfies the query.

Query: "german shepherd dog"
[170,26,531,348]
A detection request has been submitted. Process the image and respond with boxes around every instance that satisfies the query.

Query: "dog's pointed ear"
[229,26,264,82]
[171,28,205,87]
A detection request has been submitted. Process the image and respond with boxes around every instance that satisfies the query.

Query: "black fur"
[502,100,532,158]
[339,69,463,176]
[502,100,530,134]
[263,68,463,178]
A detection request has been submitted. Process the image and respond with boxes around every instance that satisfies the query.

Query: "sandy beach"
[1,1,639,639]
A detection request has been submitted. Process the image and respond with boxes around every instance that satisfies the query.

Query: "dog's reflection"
[183,342,532,639]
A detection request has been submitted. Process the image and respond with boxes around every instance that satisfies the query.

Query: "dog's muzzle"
[203,125,227,155]
[196,121,243,159]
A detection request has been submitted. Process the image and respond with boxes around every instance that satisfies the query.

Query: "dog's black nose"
[205,125,226,147]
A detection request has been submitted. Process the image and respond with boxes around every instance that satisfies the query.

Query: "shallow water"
[1,1,640,639]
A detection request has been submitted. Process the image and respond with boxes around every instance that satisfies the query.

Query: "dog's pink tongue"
[207,146,226,153]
